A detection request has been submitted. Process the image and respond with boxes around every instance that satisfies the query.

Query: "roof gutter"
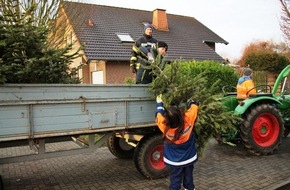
[203,40,229,45]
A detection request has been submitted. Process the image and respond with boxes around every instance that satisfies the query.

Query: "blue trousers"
[169,164,195,190]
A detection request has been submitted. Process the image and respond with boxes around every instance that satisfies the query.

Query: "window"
[116,33,134,43]
[92,71,104,84]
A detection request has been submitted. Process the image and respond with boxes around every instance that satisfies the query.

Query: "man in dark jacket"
[134,41,168,84]
[130,23,158,73]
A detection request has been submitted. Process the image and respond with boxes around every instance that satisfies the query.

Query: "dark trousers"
[169,164,195,190]
[135,68,152,84]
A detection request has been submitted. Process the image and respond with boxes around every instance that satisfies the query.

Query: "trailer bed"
[0,84,156,142]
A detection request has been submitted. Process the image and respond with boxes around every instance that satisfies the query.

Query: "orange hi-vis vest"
[155,104,198,144]
[237,79,256,99]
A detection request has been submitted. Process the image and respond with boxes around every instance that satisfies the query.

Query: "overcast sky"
[78,0,284,62]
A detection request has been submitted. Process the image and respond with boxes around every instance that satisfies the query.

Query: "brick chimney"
[152,9,169,31]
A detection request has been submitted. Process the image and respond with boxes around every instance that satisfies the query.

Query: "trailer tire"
[240,104,283,155]
[107,134,135,159]
[133,134,169,179]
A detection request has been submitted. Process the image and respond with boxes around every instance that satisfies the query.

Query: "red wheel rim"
[149,145,165,170]
[252,113,280,147]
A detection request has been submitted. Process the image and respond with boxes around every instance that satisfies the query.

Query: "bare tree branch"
[279,0,290,47]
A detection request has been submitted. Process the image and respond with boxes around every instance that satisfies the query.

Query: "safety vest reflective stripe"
[130,57,137,61]
[165,124,192,140]
[132,45,139,53]
[164,153,197,166]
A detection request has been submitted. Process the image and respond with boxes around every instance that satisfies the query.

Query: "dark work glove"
[188,99,199,107]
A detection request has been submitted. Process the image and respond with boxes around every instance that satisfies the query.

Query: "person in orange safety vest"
[155,94,199,190]
[237,68,256,99]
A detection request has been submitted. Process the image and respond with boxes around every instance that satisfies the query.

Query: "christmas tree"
[149,60,241,156]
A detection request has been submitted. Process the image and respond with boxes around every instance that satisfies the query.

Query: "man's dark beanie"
[144,23,152,31]
[157,41,168,50]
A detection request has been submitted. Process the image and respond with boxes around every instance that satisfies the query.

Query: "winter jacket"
[237,76,256,99]
[155,102,198,167]
[130,34,158,73]
[133,45,164,84]
[135,34,158,48]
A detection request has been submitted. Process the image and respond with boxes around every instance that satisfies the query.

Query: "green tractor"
[221,65,290,155]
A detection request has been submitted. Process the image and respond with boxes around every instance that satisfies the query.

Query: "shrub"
[245,52,289,74]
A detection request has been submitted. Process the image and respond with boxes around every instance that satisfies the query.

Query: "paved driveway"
[0,137,290,190]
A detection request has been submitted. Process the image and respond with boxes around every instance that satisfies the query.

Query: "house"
[59,1,228,84]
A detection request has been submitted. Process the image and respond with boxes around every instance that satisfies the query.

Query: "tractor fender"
[234,96,282,115]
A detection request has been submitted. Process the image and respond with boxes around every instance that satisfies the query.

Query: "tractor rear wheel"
[240,104,283,155]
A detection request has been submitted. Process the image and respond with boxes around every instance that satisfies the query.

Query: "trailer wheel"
[107,134,135,159]
[133,134,169,179]
[240,104,283,155]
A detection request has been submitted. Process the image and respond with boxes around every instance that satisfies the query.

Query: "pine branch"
[149,60,241,157]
